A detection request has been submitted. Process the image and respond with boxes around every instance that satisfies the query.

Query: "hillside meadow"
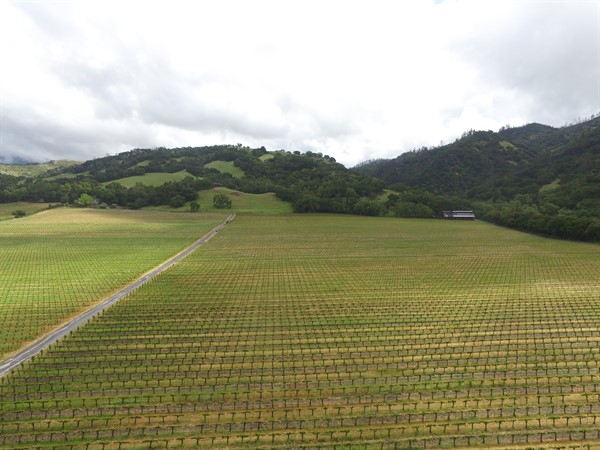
[204,160,245,178]
[145,187,293,214]
[0,208,227,359]
[2,214,600,448]
[0,202,53,221]
[102,171,194,188]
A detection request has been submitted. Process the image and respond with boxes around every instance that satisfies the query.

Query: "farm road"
[0,213,236,378]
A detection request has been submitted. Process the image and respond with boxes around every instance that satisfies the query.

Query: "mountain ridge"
[353,115,600,241]
[1,115,598,241]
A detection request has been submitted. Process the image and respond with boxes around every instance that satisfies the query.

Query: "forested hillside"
[2,115,599,242]
[0,145,387,215]
[355,116,600,241]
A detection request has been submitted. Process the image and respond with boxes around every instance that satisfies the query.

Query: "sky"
[0,0,599,167]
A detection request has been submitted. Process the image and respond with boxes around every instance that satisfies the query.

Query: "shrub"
[12,210,27,218]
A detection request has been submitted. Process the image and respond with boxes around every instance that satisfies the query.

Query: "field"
[0,208,227,359]
[197,187,292,214]
[0,202,53,221]
[204,160,245,178]
[146,187,292,214]
[103,170,194,188]
[2,214,600,448]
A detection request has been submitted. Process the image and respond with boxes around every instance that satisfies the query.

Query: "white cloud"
[1,0,598,166]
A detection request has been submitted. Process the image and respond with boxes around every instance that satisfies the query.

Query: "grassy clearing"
[197,187,292,214]
[0,160,79,177]
[103,170,194,187]
[376,188,398,202]
[145,187,292,214]
[204,160,244,178]
[539,177,561,193]
[0,202,53,221]
[2,215,600,448]
[499,140,518,151]
[0,208,226,359]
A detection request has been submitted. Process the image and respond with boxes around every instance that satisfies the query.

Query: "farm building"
[442,210,476,220]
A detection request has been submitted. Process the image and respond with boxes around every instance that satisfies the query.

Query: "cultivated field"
[0,208,227,359]
[2,214,600,448]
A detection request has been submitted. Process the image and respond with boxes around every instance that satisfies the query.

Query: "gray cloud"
[452,1,599,126]
[1,1,598,166]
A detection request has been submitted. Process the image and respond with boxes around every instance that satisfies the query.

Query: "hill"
[1,115,598,241]
[0,145,385,215]
[0,160,80,177]
[354,115,600,241]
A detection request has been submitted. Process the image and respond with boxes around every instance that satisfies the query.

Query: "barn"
[442,210,476,220]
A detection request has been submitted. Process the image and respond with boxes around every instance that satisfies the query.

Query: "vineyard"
[0,208,227,359]
[2,214,600,448]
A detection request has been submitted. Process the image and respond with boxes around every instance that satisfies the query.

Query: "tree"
[189,201,200,212]
[213,193,232,209]
[12,210,27,218]
[394,201,434,218]
[353,199,383,216]
[75,193,94,207]
[169,195,186,208]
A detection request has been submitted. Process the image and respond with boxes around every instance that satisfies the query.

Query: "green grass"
[204,160,245,178]
[259,153,274,161]
[376,188,399,202]
[0,160,80,177]
[197,187,292,214]
[0,208,227,359]
[103,170,194,187]
[2,215,600,448]
[0,202,53,221]
[499,140,518,151]
[146,187,292,214]
[539,177,561,193]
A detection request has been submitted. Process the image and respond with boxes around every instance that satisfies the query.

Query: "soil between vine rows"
[2,214,600,449]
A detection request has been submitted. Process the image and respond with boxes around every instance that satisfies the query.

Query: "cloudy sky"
[1,0,598,166]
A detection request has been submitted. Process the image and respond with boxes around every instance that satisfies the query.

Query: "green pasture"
[204,160,244,178]
[197,187,292,214]
[0,202,53,221]
[146,187,292,214]
[103,170,194,187]
[2,215,600,448]
[0,208,226,359]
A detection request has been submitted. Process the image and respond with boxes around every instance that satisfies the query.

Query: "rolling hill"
[0,145,385,216]
[1,115,599,241]
[0,160,80,177]
[354,115,600,241]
